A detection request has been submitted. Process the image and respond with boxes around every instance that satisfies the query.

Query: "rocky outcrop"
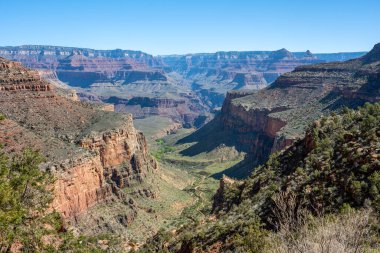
[151,122,182,140]
[218,91,287,168]
[0,60,51,91]
[79,115,157,169]
[222,92,287,137]
[52,156,112,219]
[212,175,240,213]
[0,57,158,223]
[99,103,114,111]
[216,43,380,175]
[52,118,158,219]
[230,73,267,90]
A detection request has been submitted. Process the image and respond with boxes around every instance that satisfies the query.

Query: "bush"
[268,208,378,253]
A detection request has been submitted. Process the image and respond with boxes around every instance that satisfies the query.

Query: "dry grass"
[268,192,378,253]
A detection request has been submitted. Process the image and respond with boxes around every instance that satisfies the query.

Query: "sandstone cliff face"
[52,156,111,218]
[222,92,286,137]
[217,43,380,174]
[52,117,158,219]
[79,115,157,171]
[218,91,287,168]
[0,57,158,222]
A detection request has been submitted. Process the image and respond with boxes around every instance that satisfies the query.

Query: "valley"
[0,43,378,252]
[137,44,380,251]
[1,1,380,252]
[131,118,245,240]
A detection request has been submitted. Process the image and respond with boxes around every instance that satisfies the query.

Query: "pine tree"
[0,148,56,252]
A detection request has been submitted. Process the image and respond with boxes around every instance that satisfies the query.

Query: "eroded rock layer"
[0,57,157,222]
[218,43,380,175]
[0,46,366,127]
[107,96,210,128]
[161,49,366,108]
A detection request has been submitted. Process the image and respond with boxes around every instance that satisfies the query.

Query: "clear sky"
[1,0,379,55]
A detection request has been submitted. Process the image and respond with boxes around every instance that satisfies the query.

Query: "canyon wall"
[219,91,288,170]
[0,46,366,128]
[107,96,210,128]
[52,156,111,219]
[0,57,157,222]
[161,49,367,108]
[0,45,161,69]
[0,46,208,127]
[216,43,380,175]
[52,119,158,219]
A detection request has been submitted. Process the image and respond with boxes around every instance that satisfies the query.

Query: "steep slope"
[140,103,380,253]
[0,57,159,232]
[180,43,379,178]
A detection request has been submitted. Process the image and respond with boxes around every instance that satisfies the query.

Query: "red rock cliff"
[0,57,158,220]
[218,44,380,174]
[52,117,158,219]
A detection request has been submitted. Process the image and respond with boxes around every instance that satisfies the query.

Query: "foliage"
[140,201,270,252]
[152,139,175,161]
[0,148,53,251]
[58,233,122,253]
[141,103,380,252]
[0,148,120,252]
[227,102,380,216]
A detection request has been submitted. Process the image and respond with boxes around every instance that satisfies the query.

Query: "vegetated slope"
[0,57,195,245]
[179,43,380,179]
[140,103,380,253]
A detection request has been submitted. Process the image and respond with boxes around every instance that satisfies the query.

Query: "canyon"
[0,44,378,251]
[0,45,366,128]
[2,0,380,251]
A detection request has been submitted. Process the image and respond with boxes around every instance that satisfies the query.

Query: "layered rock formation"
[0,60,51,91]
[0,46,366,128]
[0,45,160,69]
[216,43,380,176]
[107,96,210,128]
[55,52,167,88]
[0,46,202,126]
[160,49,366,108]
[0,57,157,222]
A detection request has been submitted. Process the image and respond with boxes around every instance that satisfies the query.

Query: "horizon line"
[0,44,371,57]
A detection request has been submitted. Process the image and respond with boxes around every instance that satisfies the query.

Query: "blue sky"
[0,0,379,55]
